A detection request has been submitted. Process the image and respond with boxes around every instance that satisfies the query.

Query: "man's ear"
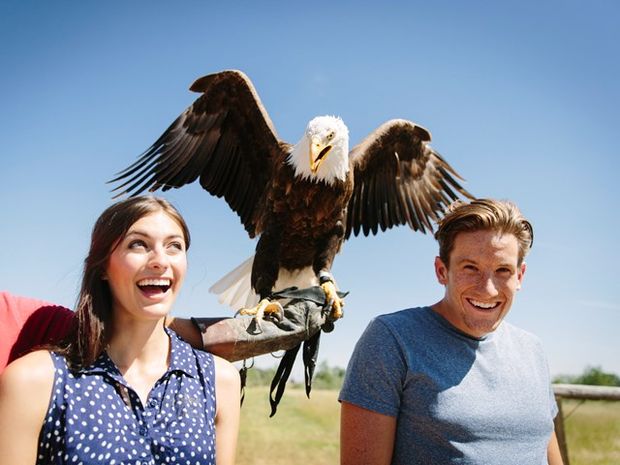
[434,256,448,285]
[517,262,526,290]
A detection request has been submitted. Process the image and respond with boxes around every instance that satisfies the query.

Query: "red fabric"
[0,291,74,372]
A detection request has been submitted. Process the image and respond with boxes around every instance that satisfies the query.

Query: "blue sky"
[1,1,618,379]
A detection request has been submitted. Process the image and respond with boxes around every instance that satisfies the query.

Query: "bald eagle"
[110,70,473,320]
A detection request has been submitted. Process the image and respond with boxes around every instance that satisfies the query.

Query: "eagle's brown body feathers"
[252,157,353,296]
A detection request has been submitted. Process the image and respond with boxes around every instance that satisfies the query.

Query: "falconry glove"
[191,286,346,415]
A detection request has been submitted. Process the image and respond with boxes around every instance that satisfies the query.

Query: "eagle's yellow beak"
[310,136,332,174]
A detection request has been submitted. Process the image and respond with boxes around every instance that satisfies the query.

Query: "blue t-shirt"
[37,328,216,465]
[339,307,558,465]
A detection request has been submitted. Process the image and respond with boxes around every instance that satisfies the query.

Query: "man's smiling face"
[433,229,526,338]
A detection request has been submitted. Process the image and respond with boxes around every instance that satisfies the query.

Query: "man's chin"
[463,315,501,337]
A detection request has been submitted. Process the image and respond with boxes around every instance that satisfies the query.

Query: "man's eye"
[463,265,477,271]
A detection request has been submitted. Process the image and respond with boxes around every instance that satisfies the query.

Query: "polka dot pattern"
[37,328,217,465]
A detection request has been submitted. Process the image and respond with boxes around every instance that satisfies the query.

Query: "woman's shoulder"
[212,355,240,388]
[1,350,56,392]
[0,350,56,424]
[0,350,57,465]
[170,330,239,388]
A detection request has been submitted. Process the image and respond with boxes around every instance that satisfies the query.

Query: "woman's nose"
[147,246,169,270]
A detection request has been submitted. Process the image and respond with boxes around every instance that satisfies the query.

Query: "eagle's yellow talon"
[237,299,284,322]
[321,281,344,320]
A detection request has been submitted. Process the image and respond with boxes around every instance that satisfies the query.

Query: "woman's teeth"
[137,278,171,292]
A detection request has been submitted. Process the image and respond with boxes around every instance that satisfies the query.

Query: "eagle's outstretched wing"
[109,70,283,237]
[346,119,474,238]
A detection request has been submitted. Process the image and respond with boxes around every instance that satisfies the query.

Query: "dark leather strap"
[269,343,301,417]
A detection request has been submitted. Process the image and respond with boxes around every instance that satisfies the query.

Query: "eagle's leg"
[242,231,284,329]
[236,299,284,332]
[237,299,284,320]
[319,272,345,320]
[321,280,344,319]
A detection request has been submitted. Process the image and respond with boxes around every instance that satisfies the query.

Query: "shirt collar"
[77,327,198,382]
[166,327,199,379]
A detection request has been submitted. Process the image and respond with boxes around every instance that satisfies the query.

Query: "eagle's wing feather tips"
[346,119,474,239]
[108,70,281,237]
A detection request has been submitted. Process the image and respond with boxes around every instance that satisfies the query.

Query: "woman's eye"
[168,241,184,252]
[128,239,147,249]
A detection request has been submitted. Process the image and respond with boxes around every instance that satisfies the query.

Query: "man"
[1,290,329,372]
[339,199,563,465]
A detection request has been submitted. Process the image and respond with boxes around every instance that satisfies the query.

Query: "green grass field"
[562,399,620,465]
[236,387,620,465]
[237,387,339,465]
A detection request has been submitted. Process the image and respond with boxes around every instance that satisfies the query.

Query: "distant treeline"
[244,361,346,390]
[553,366,620,386]
[245,363,620,389]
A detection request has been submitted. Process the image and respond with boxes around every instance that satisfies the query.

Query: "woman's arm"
[213,355,241,465]
[0,350,55,465]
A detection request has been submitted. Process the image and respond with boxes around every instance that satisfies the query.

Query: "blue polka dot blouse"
[37,328,217,465]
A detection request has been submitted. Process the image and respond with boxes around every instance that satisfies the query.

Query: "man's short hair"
[434,199,534,266]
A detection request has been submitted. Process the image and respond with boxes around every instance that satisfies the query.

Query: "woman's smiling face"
[105,210,187,323]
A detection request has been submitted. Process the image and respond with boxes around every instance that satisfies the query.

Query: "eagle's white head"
[287,115,349,184]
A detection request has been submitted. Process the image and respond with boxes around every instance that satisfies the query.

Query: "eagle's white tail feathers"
[209,255,259,310]
[210,257,323,311]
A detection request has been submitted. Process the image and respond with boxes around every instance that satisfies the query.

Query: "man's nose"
[479,274,499,296]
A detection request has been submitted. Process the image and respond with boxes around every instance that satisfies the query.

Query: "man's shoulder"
[361,307,437,347]
[500,320,541,339]
[374,306,432,329]
[498,320,544,349]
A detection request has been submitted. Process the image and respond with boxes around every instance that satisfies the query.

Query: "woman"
[0,196,240,464]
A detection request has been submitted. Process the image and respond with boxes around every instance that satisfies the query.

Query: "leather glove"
[191,286,343,362]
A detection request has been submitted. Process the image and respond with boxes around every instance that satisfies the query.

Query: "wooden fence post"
[553,395,570,465]
[552,384,620,465]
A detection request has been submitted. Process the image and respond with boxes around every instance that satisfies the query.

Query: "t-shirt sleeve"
[535,334,559,420]
[549,382,559,419]
[542,348,559,420]
[338,317,407,417]
[1,291,74,369]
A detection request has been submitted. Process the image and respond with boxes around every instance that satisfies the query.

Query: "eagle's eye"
[327,132,335,140]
